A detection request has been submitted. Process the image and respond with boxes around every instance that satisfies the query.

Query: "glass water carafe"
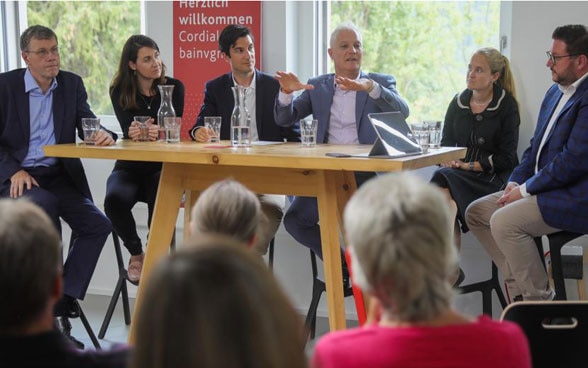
[230,85,251,147]
[157,85,176,142]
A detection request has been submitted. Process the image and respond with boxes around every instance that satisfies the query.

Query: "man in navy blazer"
[189,24,296,255]
[0,26,117,322]
[466,24,588,301]
[273,22,409,261]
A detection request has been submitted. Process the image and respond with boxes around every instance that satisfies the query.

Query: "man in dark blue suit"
[273,22,409,261]
[189,24,296,255]
[0,26,117,323]
[467,24,588,301]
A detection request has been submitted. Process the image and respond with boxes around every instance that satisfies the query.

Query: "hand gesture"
[274,71,314,94]
[335,76,373,92]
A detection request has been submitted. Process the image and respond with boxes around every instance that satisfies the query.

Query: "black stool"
[304,251,354,340]
[534,231,584,300]
[98,229,177,339]
[456,261,508,316]
[98,231,131,339]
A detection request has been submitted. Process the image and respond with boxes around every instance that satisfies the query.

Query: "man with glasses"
[0,25,117,348]
[466,24,588,302]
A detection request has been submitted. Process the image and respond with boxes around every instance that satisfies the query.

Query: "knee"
[465,198,486,229]
[93,211,113,236]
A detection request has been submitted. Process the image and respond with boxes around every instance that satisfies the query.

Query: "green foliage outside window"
[27,1,141,115]
[330,1,499,123]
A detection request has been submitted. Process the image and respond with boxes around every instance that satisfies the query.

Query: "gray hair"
[0,198,61,332]
[20,25,58,51]
[329,22,362,48]
[189,179,261,244]
[344,173,457,322]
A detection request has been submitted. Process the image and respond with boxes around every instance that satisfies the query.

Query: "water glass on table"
[410,123,430,154]
[300,119,318,147]
[425,120,443,149]
[204,116,222,143]
[163,117,181,143]
[82,117,101,145]
[134,116,151,141]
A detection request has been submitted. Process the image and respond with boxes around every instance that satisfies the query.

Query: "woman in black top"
[105,35,185,284]
[431,47,520,284]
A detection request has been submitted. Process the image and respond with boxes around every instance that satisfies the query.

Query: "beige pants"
[253,194,285,255]
[466,192,557,300]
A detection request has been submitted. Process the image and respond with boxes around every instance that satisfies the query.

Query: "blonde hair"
[189,179,261,244]
[476,47,517,100]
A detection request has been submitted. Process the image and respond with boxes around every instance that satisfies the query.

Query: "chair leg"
[305,277,325,340]
[79,307,101,350]
[268,238,275,272]
[99,231,132,339]
[550,245,567,300]
[98,274,125,339]
[458,262,506,316]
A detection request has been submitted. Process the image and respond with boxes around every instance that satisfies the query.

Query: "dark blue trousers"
[284,172,376,259]
[0,166,111,299]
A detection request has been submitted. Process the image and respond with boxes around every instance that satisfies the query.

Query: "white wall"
[81,1,588,317]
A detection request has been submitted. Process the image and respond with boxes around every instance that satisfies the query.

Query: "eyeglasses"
[25,46,59,58]
[546,51,578,65]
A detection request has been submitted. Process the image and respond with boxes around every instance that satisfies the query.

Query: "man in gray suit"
[273,22,409,263]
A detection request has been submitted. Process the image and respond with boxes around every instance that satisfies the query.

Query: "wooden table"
[44,141,465,341]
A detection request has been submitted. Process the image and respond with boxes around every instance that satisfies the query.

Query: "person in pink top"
[311,172,530,368]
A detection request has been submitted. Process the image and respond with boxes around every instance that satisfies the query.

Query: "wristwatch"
[469,162,475,171]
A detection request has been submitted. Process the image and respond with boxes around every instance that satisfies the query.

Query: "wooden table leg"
[128,163,184,343]
[316,171,350,331]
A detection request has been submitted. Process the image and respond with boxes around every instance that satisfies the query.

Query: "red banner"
[173,1,262,139]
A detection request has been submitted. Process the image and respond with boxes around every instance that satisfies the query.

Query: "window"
[329,1,500,123]
[26,1,141,116]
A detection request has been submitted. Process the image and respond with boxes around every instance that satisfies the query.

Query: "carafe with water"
[157,85,175,142]
[230,85,251,147]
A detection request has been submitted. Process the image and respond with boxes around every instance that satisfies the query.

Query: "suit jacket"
[0,68,118,199]
[510,76,588,233]
[190,70,298,141]
[274,71,409,144]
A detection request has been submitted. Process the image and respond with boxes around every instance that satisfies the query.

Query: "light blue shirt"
[22,69,58,167]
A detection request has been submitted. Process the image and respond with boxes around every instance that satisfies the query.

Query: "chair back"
[501,301,588,368]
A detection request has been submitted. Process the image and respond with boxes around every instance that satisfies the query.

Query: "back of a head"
[189,179,261,244]
[0,199,61,333]
[343,173,457,322]
[132,235,306,368]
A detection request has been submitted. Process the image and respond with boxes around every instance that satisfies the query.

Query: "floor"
[71,293,356,353]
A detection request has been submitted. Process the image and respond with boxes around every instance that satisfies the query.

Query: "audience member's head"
[0,198,62,335]
[131,235,307,368]
[344,173,458,323]
[189,179,261,246]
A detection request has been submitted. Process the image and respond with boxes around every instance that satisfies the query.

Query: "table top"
[44,141,466,172]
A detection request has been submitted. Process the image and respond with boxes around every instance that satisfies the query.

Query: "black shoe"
[453,268,466,288]
[54,295,81,319]
[512,295,523,302]
[55,316,85,350]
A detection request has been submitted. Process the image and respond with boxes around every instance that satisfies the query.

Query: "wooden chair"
[501,301,588,368]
